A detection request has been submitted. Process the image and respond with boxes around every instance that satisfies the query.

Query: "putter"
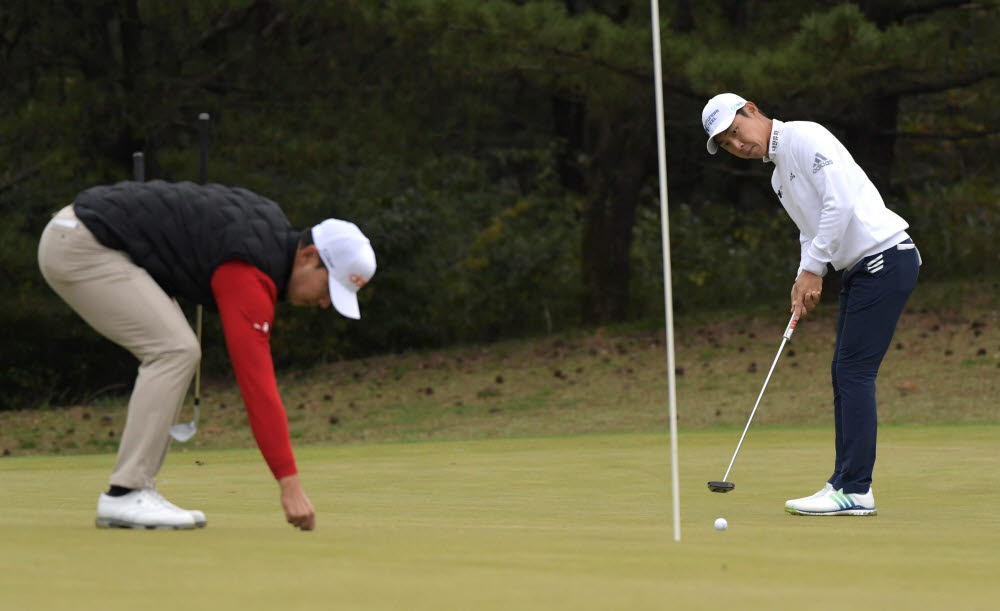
[169,113,210,443]
[708,312,799,493]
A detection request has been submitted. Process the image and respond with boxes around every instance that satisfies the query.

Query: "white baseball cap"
[702,93,747,154]
[311,219,377,319]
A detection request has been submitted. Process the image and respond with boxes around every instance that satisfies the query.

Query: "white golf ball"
[714,517,728,531]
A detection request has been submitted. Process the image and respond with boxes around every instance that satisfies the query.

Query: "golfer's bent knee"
[144,338,200,374]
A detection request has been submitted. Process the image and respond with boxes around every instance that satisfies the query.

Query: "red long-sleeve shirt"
[211,260,297,479]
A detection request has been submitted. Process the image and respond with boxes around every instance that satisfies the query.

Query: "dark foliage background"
[2,1,997,409]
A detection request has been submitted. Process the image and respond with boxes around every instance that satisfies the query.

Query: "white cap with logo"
[311,219,377,320]
[702,93,747,154]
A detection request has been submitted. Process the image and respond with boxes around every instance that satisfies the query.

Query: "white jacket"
[766,119,909,277]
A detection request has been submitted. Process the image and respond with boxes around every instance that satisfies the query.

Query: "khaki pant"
[38,205,200,489]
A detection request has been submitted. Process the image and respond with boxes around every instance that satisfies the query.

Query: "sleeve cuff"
[270,460,298,481]
[798,259,828,277]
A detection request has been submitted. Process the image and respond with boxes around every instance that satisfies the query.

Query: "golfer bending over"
[702,93,919,516]
[38,180,376,530]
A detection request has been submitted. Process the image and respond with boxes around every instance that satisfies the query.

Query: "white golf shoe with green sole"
[785,487,877,516]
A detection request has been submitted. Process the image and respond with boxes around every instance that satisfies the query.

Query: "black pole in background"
[198,113,209,185]
[132,151,144,182]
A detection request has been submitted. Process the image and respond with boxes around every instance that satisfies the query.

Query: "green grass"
[2,279,997,456]
[0,278,996,608]
[1,426,998,610]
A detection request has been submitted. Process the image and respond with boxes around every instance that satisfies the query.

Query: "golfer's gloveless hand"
[278,474,316,530]
[791,270,823,317]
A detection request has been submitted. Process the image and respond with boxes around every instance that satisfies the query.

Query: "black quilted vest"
[73,180,302,310]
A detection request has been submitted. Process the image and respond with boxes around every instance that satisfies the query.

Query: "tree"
[1,0,997,409]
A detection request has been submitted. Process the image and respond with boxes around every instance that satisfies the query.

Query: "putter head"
[708,481,735,493]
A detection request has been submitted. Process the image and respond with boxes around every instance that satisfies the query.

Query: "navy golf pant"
[828,239,920,494]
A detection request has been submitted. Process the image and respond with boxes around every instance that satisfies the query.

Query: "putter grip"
[783,313,799,340]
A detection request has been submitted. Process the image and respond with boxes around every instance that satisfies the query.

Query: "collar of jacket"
[764,118,785,165]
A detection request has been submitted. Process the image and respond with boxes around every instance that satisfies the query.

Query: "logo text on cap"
[349,273,367,288]
[704,109,720,133]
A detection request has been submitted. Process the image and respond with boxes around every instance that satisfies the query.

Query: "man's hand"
[791,270,823,318]
[278,474,315,530]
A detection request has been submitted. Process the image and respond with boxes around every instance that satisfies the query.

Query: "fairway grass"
[2,425,998,610]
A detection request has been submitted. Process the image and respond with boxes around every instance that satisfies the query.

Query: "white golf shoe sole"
[784,506,878,516]
[95,517,197,530]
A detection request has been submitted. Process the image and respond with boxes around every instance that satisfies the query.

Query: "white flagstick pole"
[650,0,681,542]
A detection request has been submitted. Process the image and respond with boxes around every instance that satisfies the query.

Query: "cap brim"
[329,281,361,320]
[705,119,733,155]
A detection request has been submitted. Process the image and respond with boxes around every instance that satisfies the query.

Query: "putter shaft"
[719,313,798,483]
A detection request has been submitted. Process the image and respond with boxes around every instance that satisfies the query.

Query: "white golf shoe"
[785,486,877,516]
[157,492,207,528]
[96,489,203,529]
[782,483,833,509]
[807,482,835,499]
[188,509,207,528]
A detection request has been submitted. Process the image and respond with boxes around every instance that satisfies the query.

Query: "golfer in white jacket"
[702,93,920,516]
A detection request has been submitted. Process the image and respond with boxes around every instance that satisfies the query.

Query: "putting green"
[1,425,997,610]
